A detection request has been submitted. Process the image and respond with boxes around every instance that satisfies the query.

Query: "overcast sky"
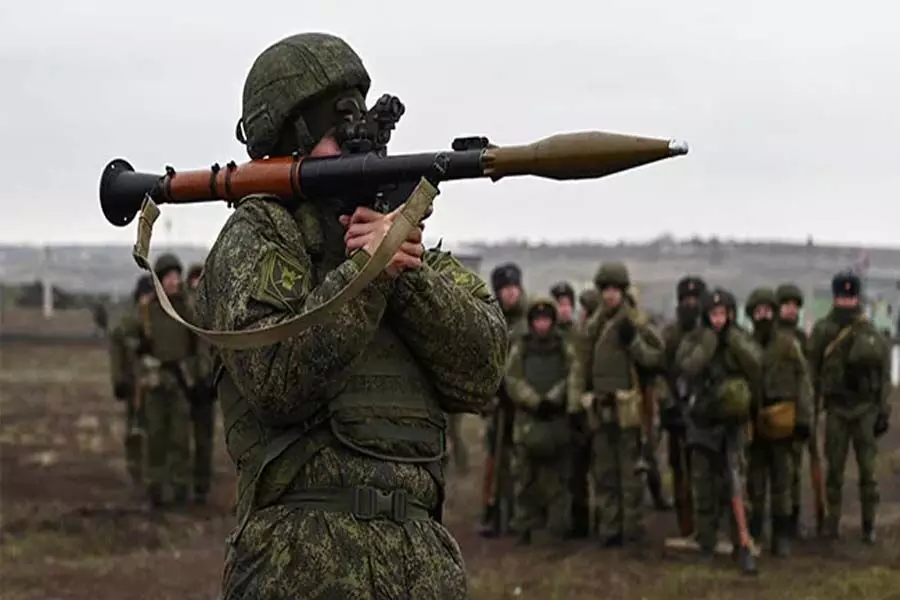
[2,0,898,247]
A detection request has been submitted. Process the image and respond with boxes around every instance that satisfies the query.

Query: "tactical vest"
[147,294,194,363]
[521,335,568,397]
[218,201,447,543]
[590,308,636,395]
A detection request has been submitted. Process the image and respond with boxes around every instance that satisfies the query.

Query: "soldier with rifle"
[479,263,528,537]
[675,288,760,574]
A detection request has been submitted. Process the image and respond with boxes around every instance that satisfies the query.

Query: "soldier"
[675,288,760,573]
[661,275,707,537]
[194,33,508,598]
[479,262,528,537]
[775,282,811,537]
[807,271,891,543]
[185,263,216,504]
[550,282,577,338]
[626,285,671,511]
[744,288,813,557]
[569,262,664,546]
[108,274,154,489]
[578,288,600,324]
[123,254,200,507]
[505,296,578,544]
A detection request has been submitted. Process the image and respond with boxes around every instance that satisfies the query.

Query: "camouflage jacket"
[757,328,814,430]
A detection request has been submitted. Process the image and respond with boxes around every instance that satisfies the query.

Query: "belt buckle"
[352,487,377,520]
[391,489,409,521]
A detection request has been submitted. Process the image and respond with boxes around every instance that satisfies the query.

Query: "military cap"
[744,287,777,317]
[549,281,575,303]
[154,253,183,278]
[527,295,558,322]
[133,275,154,302]
[490,263,522,292]
[775,283,804,307]
[594,261,630,290]
[677,275,707,301]
[703,287,732,312]
[832,270,861,298]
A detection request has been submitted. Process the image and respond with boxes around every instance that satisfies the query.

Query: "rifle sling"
[131,177,439,350]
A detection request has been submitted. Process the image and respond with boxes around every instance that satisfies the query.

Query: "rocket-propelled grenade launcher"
[99,93,689,227]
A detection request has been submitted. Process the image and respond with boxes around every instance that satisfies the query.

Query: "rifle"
[99,95,688,350]
[724,428,758,575]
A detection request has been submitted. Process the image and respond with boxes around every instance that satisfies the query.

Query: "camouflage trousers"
[691,446,740,552]
[223,506,467,600]
[511,447,571,536]
[592,425,644,540]
[568,416,592,534]
[124,392,147,484]
[190,399,216,496]
[824,408,880,523]
[145,375,191,494]
[747,438,794,521]
[667,428,694,536]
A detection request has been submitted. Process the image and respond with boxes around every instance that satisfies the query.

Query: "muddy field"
[2,343,899,599]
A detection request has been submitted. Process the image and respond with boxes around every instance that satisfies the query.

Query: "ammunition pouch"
[614,388,643,429]
[756,400,796,440]
[519,416,571,459]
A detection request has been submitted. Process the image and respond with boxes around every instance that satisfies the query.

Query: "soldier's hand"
[617,317,637,345]
[113,382,133,401]
[341,207,424,276]
[874,412,889,437]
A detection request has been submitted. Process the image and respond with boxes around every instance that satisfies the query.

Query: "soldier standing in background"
[505,296,578,544]
[569,262,664,547]
[480,263,528,537]
[675,288,760,572]
[807,271,891,543]
[744,288,813,557]
[550,282,577,339]
[123,253,200,508]
[775,282,811,537]
[578,288,600,324]
[661,275,707,537]
[185,263,216,504]
[108,274,154,491]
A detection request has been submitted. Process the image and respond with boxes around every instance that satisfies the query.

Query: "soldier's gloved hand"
[617,318,637,345]
[874,412,889,437]
[793,422,811,441]
[113,382,133,401]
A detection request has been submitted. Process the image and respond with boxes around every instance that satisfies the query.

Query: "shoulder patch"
[254,246,308,312]
[425,250,492,302]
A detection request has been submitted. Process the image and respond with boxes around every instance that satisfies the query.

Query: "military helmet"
[238,33,372,159]
[133,274,154,302]
[154,253,183,278]
[676,275,706,301]
[549,281,575,303]
[527,295,558,322]
[832,270,861,298]
[775,283,804,307]
[744,287,777,317]
[187,263,204,282]
[579,288,600,315]
[593,261,630,290]
[490,262,522,293]
[625,284,641,306]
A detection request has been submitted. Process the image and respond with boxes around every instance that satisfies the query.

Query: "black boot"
[478,505,499,538]
[568,504,590,539]
[147,484,164,509]
[788,504,801,539]
[771,516,791,558]
[735,545,759,576]
[516,529,532,546]
[862,519,876,545]
[601,533,624,548]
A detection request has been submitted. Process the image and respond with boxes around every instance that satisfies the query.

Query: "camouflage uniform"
[675,288,761,562]
[569,262,664,545]
[195,33,508,599]
[578,288,600,323]
[479,262,528,537]
[660,275,707,536]
[108,275,154,486]
[185,263,217,503]
[550,281,577,341]
[506,296,578,543]
[775,282,811,536]
[121,254,199,506]
[744,288,813,557]
[807,271,891,543]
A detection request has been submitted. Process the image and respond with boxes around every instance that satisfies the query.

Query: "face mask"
[676,304,700,329]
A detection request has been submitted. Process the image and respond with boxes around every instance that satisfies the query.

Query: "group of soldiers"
[476,260,893,573]
[107,254,217,508]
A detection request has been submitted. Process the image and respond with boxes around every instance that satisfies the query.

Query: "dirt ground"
[2,343,899,600]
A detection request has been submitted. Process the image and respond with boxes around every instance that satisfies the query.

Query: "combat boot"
[601,533,624,548]
[478,505,500,538]
[147,483,164,509]
[735,545,758,576]
[567,505,590,539]
[770,516,791,558]
[516,529,532,546]
[862,519,876,545]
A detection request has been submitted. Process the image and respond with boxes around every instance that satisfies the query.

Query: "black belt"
[279,486,432,522]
